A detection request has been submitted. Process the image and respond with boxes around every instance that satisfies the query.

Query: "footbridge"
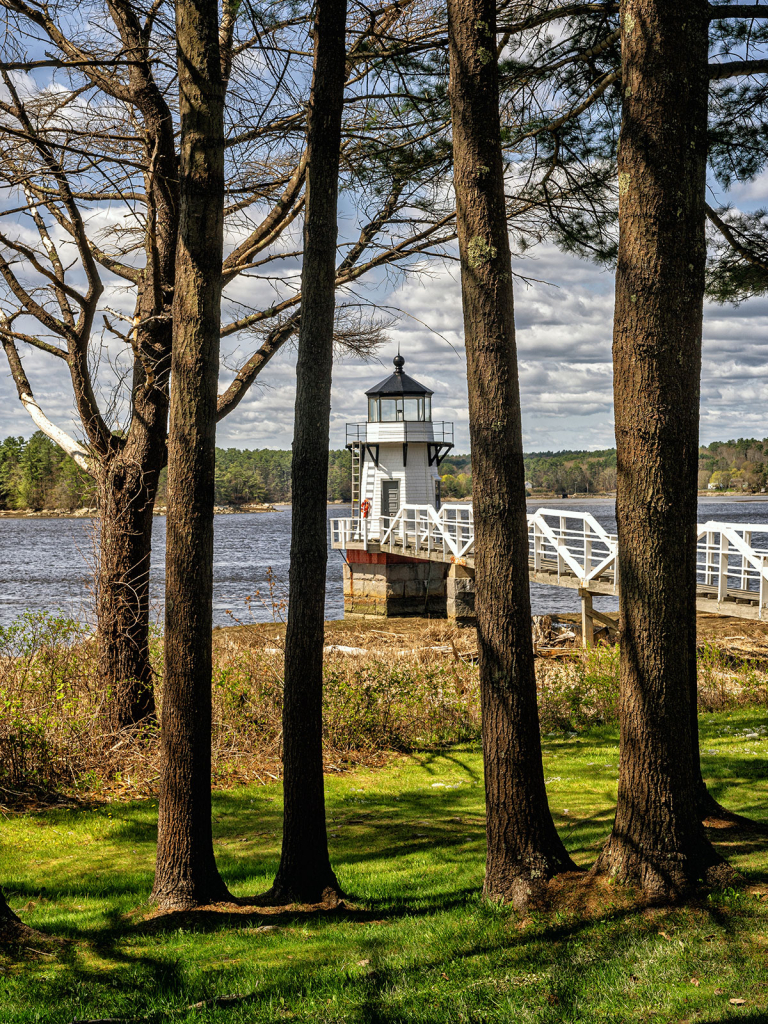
[331,506,768,635]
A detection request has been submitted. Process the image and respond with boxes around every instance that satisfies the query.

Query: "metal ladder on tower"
[351,441,362,519]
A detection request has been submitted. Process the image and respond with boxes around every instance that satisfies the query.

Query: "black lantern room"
[365,354,432,423]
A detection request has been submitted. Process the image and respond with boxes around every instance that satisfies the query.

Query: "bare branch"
[709,4,768,18]
[0,330,92,474]
[222,151,309,282]
[709,59,768,78]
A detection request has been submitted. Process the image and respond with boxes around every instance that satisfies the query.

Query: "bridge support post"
[446,563,475,624]
[579,588,594,648]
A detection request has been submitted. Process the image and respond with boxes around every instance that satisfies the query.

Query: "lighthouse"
[332,355,475,621]
[348,354,454,528]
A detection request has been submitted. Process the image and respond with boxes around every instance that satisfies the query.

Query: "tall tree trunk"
[448,0,576,906]
[93,26,177,731]
[267,0,347,905]
[0,888,21,935]
[151,0,230,911]
[593,0,730,897]
[96,361,169,729]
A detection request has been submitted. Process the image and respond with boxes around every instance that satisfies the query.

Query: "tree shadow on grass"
[7,859,767,1024]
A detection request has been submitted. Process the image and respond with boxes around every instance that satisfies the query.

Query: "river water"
[2,497,768,628]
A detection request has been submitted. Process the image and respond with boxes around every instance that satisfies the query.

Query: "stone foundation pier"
[343,551,475,623]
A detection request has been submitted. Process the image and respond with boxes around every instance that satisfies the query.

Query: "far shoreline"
[2,491,767,520]
[0,502,281,520]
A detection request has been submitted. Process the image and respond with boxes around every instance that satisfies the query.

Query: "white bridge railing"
[527,509,618,588]
[697,521,768,611]
[331,504,475,562]
[330,508,768,614]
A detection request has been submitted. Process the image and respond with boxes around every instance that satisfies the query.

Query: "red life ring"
[360,499,371,519]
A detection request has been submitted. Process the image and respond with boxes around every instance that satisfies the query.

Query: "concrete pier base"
[343,551,475,622]
[446,564,475,623]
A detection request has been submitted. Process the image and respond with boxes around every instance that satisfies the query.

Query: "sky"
[2,89,768,458]
[3,223,767,456]
[2,11,768,458]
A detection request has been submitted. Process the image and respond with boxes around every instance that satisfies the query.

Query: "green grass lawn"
[2,708,768,1023]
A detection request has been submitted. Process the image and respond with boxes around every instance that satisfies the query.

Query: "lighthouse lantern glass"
[380,399,399,421]
[367,396,431,422]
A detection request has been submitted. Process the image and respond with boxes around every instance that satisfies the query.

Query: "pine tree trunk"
[593,0,730,897]
[151,0,229,911]
[447,0,576,905]
[267,0,347,905]
[0,888,21,934]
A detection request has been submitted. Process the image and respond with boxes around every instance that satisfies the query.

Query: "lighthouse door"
[382,480,400,520]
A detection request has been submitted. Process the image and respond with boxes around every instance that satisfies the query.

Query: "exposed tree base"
[149,879,234,914]
[592,834,735,901]
[259,882,345,910]
[0,901,62,949]
[0,920,53,947]
[483,843,580,909]
[698,784,766,831]
[483,864,582,911]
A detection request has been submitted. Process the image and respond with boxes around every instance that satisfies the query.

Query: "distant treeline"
[445,438,768,496]
[524,449,618,495]
[155,448,354,505]
[0,433,96,510]
[698,438,768,492]
[5,433,766,510]
[522,438,768,495]
[442,450,618,498]
[0,433,352,509]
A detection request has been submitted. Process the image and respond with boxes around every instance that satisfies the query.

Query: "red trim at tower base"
[344,550,430,566]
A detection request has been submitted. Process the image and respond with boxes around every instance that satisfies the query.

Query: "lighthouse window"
[404,398,421,421]
[368,396,432,422]
[380,398,399,421]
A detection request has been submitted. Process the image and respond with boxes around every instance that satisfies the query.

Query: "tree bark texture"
[89,9,179,730]
[269,0,347,904]
[151,0,229,910]
[448,0,576,905]
[96,348,170,729]
[0,888,21,932]
[594,0,729,897]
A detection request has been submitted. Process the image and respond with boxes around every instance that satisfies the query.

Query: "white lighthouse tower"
[333,355,475,620]
[348,354,454,530]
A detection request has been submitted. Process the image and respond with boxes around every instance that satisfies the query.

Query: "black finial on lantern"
[393,353,405,374]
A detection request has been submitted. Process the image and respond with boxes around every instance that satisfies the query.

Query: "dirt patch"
[139,895,375,934]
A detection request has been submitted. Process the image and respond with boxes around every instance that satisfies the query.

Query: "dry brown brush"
[1,613,765,805]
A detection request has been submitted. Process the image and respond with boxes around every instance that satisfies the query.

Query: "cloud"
[3,241,768,453]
